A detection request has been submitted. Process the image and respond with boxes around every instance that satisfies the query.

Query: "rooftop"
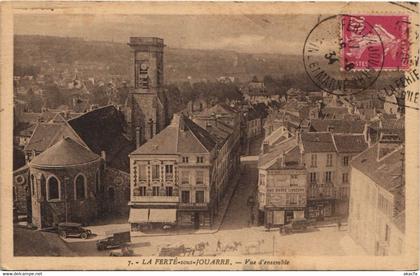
[30,137,101,168]
[301,132,336,153]
[131,114,216,155]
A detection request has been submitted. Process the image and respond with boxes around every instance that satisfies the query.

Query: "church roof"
[30,137,101,168]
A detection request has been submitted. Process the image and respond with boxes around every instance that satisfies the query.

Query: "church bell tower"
[126,37,166,145]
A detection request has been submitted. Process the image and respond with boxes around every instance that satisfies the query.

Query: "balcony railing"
[131,196,179,203]
[179,202,208,208]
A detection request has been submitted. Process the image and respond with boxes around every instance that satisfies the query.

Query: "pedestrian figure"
[337,219,342,231]
[250,212,255,225]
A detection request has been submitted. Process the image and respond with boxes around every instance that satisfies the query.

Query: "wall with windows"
[303,151,336,199]
[29,160,102,228]
[130,154,212,206]
[348,167,404,255]
[334,152,355,216]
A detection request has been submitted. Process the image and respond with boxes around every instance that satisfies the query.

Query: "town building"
[349,136,405,255]
[258,137,306,227]
[299,132,337,219]
[242,77,280,105]
[128,114,218,230]
[125,37,169,145]
[332,133,368,216]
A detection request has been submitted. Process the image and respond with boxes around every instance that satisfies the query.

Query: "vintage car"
[281,218,309,234]
[97,231,131,251]
[58,222,92,239]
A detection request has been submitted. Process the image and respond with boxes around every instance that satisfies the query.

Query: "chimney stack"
[135,127,141,148]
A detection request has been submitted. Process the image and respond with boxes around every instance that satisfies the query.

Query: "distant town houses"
[349,135,405,255]
[242,76,281,105]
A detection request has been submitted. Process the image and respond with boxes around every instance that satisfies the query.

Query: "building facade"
[258,140,306,227]
[129,114,218,230]
[349,138,405,255]
[300,132,337,219]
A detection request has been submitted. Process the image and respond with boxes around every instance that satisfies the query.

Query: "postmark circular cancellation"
[302,14,400,96]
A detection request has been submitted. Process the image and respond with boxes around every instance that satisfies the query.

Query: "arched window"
[47,175,60,201]
[74,174,86,200]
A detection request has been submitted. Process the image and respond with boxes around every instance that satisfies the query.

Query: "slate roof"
[196,103,238,118]
[131,114,216,155]
[309,119,365,133]
[267,146,304,170]
[258,137,297,169]
[332,134,368,153]
[68,105,135,171]
[24,123,67,152]
[30,137,100,168]
[301,132,336,153]
[351,143,403,192]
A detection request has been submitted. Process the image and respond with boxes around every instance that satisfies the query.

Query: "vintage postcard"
[0,1,419,271]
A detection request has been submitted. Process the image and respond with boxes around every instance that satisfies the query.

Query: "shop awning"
[149,209,177,223]
[128,208,149,223]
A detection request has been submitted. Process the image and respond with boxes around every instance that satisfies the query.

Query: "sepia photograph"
[0,1,419,271]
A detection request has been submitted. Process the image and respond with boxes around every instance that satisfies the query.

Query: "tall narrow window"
[182,156,189,163]
[151,165,160,180]
[75,174,86,200]
[165,165,173,180]
[325,171,332,183]
[343,156,349,166]
[342,173,349,183]
[196,171,204,185]
[326,154,333,167]
[139,186,147,196]
[196,156,204,163]
[138,164,147,181]
[311,154,317,167]
[195,191,205,203]
[166,186,173,196]
[47,176,60,201]
[181,191,190,203]
[152,186,160,196]
[309,172,317,184]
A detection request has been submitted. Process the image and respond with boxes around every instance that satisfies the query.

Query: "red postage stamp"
[341,15,410,71]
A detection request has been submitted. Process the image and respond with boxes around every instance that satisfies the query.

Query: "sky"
[14,14,322,55]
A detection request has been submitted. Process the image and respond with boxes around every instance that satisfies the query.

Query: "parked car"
[281,218,309,234]
[97,230,131,251]
[58,222,92,239]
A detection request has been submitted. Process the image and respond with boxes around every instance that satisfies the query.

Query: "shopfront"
[307,199,335,219]
[264,207,306,227]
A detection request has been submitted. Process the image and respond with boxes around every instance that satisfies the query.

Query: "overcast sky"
[14,14,322,54]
